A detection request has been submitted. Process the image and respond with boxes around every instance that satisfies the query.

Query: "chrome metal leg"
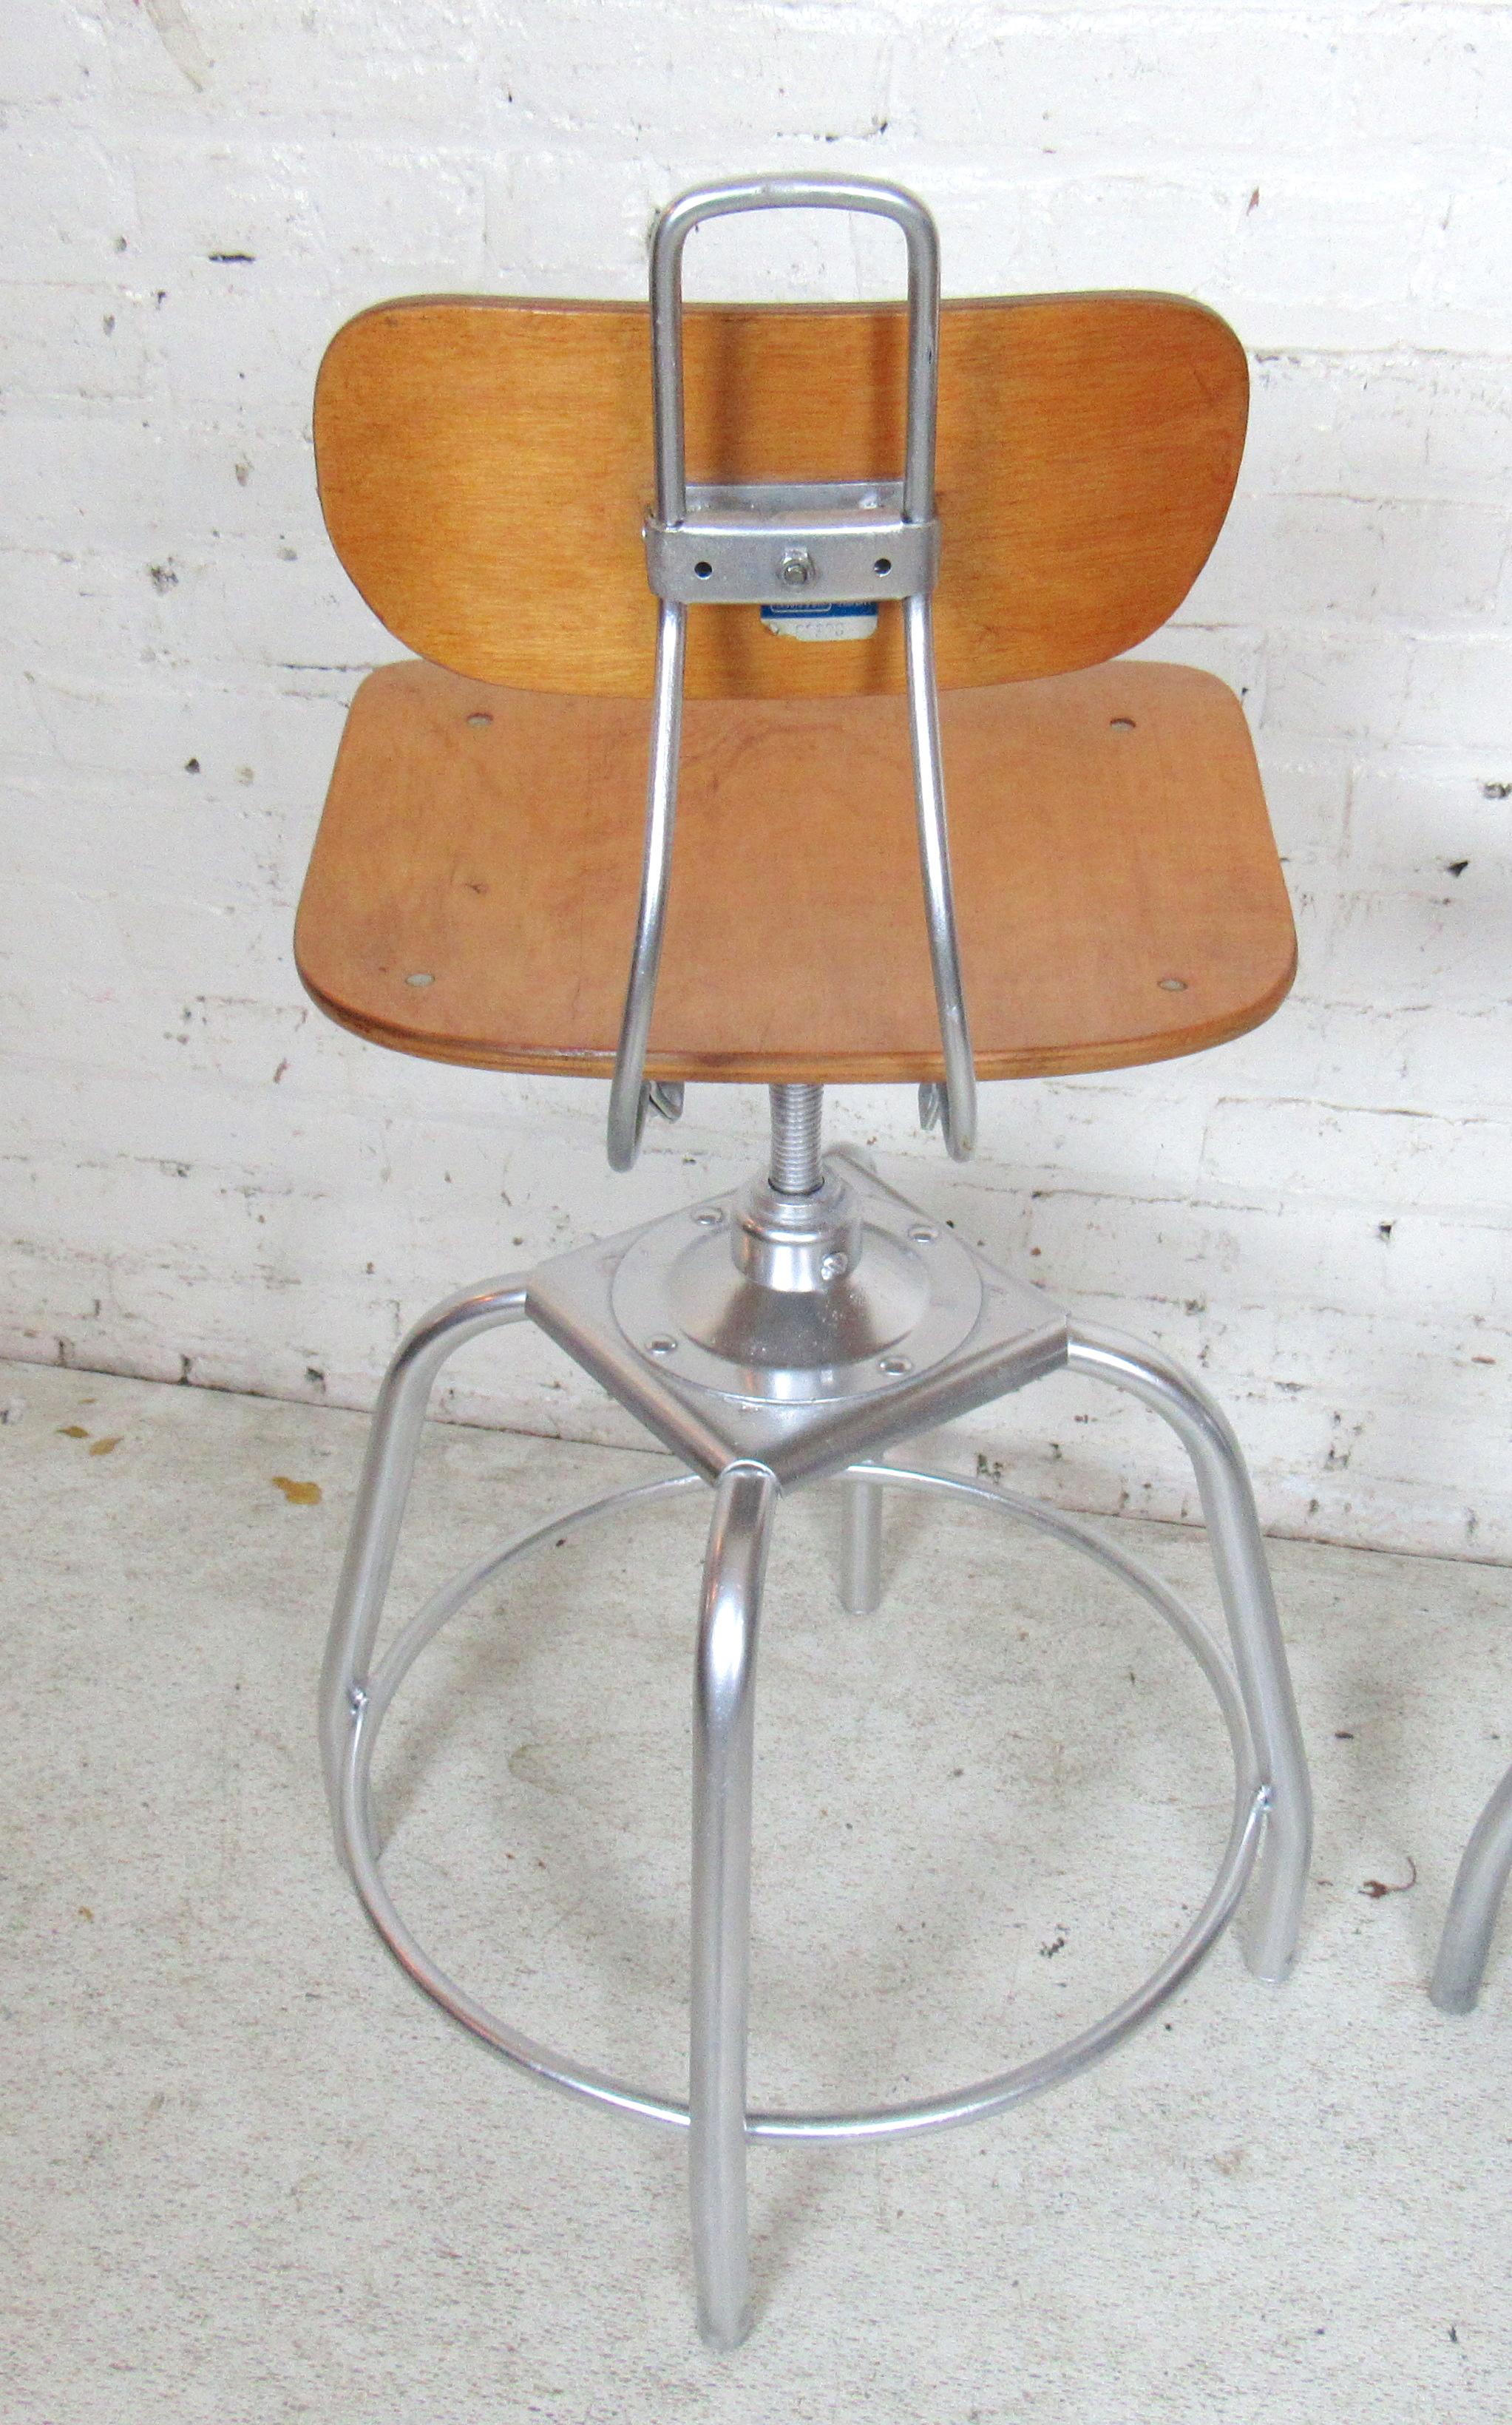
[1431,1760,1512,2012]
[318,1275,529,1841]
[606,599,686,1172]
[839,1472,884,1615]
[689,1461,779,2353]
[1067,1321,1312,1984]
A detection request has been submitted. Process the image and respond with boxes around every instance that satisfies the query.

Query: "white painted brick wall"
[2,0,1510,1560]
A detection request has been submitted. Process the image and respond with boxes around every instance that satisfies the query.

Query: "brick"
[0,1,109,104]
[1261,628,1417,745]
[129,138,488,279]
[0,416,318,554]
[1341,10,1512,154]
[110,0,489,121]
[1247,353,1512,508]
[1308,883,1511,1008]
[1402,634,1512,749]
[1202,1096,1512,1216]
[495,2,892,145]
[0,282,155,404]
[0,129,135,276]
[1224,174,1443,350]
[1346,762,1512,887]
[903,11,1344,157]
[1188,493,1508,623]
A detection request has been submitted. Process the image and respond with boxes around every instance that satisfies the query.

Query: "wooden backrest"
[313,293,1247,700]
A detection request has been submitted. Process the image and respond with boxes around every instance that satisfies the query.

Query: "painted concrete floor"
[2,1353,1511,2424]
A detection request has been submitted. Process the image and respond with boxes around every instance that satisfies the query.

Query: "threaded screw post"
[767,1084,824,1195]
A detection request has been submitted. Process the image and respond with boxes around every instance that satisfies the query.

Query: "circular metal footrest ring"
[336,1462,1267,2145]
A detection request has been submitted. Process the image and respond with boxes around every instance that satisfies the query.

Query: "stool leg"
[1067,1322,1312,1985]
[319,1275,529,1845]
[1431,1760,1512,2012]
[838,1472,884,1615]
[690,1460,778,2353]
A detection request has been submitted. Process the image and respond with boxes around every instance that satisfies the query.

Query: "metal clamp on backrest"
[606,174,977,1171]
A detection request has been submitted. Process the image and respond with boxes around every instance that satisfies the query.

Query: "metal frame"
[608,174,976,1172]
[1431,1759,1512,2013]
[319,1173,1312,2351]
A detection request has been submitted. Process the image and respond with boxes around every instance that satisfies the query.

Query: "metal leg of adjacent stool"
[838,1471,884,1615]
[1431,1761,1512,2012]
[318,1274,529,1843]
[1068,1320,1312,1984]
[690,1460,779,2353]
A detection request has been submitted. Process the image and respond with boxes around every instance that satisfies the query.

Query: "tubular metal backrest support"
[608,174,974,1170]
[648,177,940,527]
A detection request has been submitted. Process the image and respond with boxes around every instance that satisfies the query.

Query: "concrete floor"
[2,1354,1511,2424]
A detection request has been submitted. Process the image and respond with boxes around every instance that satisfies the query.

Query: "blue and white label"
[761,600,880,642]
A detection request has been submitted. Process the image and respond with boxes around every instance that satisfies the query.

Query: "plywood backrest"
[313,293,1247,699]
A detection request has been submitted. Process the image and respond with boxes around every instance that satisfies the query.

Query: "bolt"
[879,1354,912,1377]
[780,549,816,589]
[909,1224,938,1244]
[819,1251,849,1282]
[691,1207,723,1227]
[645,1336,677,1357]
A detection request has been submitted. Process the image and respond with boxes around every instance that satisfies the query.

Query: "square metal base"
[526,1154,1068,1488]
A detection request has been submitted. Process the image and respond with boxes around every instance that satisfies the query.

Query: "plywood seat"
[303,282,1294,1093]
[295,654,1295,1085]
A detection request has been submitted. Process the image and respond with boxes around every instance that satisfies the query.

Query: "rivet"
[404,972,435,987]
[879,1354,912,1376]
[909,1224,938,1244]
[691,1207,724,1227]
[465,710,492,728]
[645,1335,677,1357]
[1159,975,1188,992]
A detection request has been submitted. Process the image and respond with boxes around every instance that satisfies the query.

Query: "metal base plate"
[527,1156,1068,1488]
[611,1175,983,1405]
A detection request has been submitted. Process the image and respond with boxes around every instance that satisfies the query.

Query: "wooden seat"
[296,655,1293,1084]
[300,285,1294,1088]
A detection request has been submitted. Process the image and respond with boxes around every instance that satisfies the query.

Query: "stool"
[300,174,1313,2350]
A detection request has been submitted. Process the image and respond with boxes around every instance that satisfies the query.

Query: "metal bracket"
[645,481,940,607]
[607,174,977,1173]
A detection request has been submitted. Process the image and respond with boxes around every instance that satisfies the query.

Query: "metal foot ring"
[336,1464,1267,2145]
